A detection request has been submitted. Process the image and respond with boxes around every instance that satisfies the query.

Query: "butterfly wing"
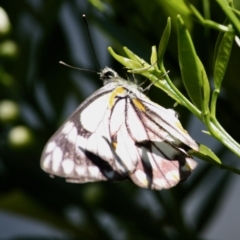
[114,95,198,190]
[41,83,135,183]
[41,70,198,190]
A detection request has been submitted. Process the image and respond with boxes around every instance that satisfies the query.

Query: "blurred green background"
[0,0,240,239]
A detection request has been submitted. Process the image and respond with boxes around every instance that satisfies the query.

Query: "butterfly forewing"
[41,67,198,190]
[41,82,128,182]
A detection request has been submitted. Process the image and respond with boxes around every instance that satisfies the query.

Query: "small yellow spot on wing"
[172,172,180,181]
[135,170,149,187]
[112,142,117,149]
[132,98,146,112]
[181,162,192,171]
[109,87,125,109]
[175,121,187,133]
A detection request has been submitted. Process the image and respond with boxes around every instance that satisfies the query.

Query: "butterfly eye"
[104,70,116,79]
[100,67,119,81]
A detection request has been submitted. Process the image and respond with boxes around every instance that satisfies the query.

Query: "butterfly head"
[100,67,121,84]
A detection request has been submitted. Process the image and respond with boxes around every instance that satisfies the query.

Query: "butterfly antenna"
[59,61,98,74]
[82,14,101,70]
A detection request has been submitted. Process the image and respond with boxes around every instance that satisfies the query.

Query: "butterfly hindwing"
[108,91,198,190]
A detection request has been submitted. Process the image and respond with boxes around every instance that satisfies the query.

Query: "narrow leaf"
[213,19,229,64]
[150,45,158,68]
[157,17,171,69]
[177,15,206,110]
[214,29,234,90]
[198,59,210,115]
[215,0,240,35]
[192,144,221,164]
[108,47,143,69]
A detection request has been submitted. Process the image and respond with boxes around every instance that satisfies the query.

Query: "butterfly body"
[41,67,198,190]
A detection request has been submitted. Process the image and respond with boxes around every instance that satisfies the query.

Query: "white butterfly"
[40,67,198,190]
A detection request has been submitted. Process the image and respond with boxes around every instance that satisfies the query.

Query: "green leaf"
[213,29,234,90]
[192,144,222,165]
[213,19,229,64]
[198,59,210,116]
[123,47,155,72]
[109,46,158,75]
[215,0,240,35]
[157,17,171,69]
[177,15,207,110]
[150,45,158,68]
[193,144,240,175]
[163,0,192,17]
[107,47,143,69]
